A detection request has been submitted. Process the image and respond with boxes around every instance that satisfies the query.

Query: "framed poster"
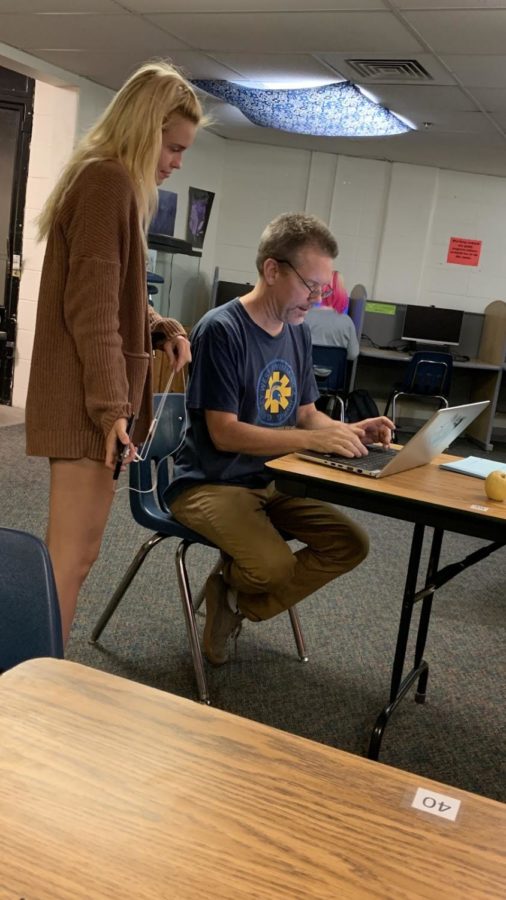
[186,186,215,248]
[150,189,177,236]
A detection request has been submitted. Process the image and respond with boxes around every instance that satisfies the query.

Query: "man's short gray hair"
[256,212,338,274]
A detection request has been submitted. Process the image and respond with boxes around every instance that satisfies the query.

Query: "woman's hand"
[163,334,191,372]
[105,418,137,471]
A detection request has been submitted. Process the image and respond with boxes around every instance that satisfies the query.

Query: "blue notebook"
[439,456,506,479]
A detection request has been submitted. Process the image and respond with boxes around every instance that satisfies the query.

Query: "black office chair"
[0,527,63,673]
[384,350,453,423]
[90,393,308,704]
[312,345,348,421]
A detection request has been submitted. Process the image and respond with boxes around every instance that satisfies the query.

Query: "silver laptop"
[297,401,489,479]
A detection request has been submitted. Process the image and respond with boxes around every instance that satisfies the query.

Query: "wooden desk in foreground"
[0,659,505,899]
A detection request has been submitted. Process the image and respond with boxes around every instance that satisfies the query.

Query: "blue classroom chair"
[0,526,63,672]
[90,393,308,704]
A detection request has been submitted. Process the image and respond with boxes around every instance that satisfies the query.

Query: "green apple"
[484,470,506,501]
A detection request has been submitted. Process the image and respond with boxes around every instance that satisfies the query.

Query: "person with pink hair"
[305,271,359,359]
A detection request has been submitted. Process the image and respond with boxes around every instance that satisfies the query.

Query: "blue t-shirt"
[165,298,319,503]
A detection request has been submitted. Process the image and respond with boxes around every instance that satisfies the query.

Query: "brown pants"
[170,482,369,621]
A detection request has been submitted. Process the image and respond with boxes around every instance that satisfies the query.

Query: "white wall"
[214,141,310,283]
[74,80,114,139]
[214,144,506,316]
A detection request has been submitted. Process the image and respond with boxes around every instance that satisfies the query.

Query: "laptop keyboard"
[337,446,398,471]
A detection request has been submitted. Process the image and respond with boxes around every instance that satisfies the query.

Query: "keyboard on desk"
[297,446,399,475]
[345,447,398,471]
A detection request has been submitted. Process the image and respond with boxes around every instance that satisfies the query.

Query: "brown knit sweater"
[25,159,185,460]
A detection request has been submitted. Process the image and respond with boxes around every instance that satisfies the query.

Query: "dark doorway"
[0,66,34,404]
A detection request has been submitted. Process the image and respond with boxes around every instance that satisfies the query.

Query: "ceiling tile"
[488,111,506,128]
[163,51,251,80]
[415,112,500,136]
[30,50,150,88]
[357,85,477,120]
[441,54,506,89]
[0,13,188,52]
[0,0,121,9]
[30,48,243,87]
[122,0,385,11]
[395,0,506,7]
[146,11,423,53]
[403,10,506,53]
[208,53,340,82]
[471,87,506,112]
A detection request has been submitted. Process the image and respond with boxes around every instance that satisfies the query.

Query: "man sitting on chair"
[166,213,393,665]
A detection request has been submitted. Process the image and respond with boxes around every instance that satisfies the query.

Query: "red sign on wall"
[447,237,482,266]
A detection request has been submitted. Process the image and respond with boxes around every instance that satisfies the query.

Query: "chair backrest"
[0,526,63,672]
[312,345,348,394]
[128,392,186,526]
[401,351,453,397]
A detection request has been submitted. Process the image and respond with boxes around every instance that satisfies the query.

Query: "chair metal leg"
[90,533,166,643]
[288,607,309,663]
[175,540,211,705]
[325,395,334,418]
[335,396,345,422]
[384,391,395,419]
[391,392,398,427]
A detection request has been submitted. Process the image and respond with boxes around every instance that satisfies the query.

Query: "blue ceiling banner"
[192,80,411,138]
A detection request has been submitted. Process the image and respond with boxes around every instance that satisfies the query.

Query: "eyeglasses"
[273,258,323,299]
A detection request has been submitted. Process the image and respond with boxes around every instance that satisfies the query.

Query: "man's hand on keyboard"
[351,416,394,449]
[307,421,369,458]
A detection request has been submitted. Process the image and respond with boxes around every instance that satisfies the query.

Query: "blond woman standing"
[26,61,203,641]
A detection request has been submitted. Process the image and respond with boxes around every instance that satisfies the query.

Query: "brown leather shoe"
[203,573,243,666]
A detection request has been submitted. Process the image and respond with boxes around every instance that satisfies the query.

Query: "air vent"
[346,59,433,82]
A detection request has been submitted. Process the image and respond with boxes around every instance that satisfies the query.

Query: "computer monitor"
[401,305,463,347]
[214,279,252,307]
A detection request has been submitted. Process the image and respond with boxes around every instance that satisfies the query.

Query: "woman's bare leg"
[47,458,116,644]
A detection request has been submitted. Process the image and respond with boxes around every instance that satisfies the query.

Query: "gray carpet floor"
[2,423,505,803]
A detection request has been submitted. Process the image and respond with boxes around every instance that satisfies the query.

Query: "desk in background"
[266,452,505,759]
[357,346,501,450]
[353,299,506,450]
[1,658,505,899]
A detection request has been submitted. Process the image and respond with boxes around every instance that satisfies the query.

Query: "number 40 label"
[411,787,461,821]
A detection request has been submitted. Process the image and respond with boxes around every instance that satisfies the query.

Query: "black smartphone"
[112,414,137,481]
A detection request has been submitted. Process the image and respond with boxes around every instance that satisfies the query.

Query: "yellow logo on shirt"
[264,371,292,414]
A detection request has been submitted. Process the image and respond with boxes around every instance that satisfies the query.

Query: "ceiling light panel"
[194,80,411,137]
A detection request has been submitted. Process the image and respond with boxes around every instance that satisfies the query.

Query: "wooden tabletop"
[0,659,505,899]
[266,452,506,526]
